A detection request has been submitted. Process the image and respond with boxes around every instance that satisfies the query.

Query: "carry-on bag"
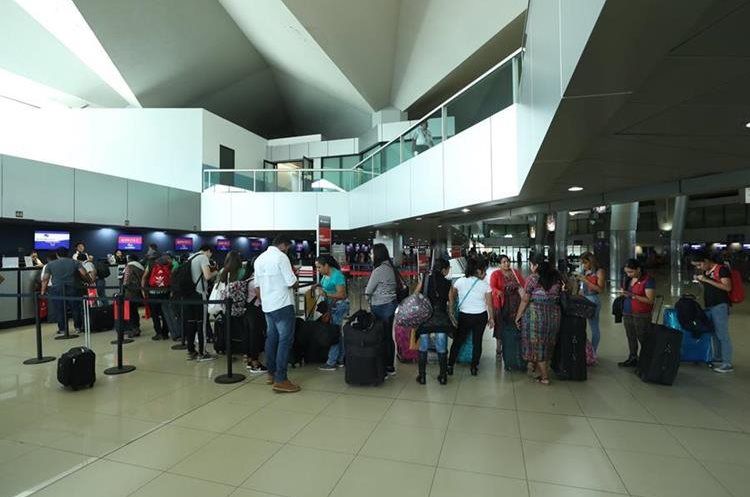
[344,311,385,386]
[501,325,524,371]
[552,314,588,381]
[57,347,96,390]
[637,323,682,385]
[395,324,419,363]
[89,305,114,332]
[663,307,712,364]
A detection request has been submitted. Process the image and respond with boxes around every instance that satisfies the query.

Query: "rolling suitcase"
[57,347,96,390]
[395,324,419,363]
[89,305,114,332]
[637,324,682,385]
[553,314,587,381]
[344,313,385,386]
[501,325,524,371]
[302,320,339,364]
[663,307,712,364]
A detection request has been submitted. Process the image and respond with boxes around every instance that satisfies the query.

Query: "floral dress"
[521,273,561,362]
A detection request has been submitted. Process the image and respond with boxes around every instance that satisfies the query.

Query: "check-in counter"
[0,268,20,325]
[20,268,42,320]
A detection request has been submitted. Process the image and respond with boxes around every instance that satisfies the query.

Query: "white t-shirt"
[190,253,211,295]
[254,246,297,313]
[453,276,491,315]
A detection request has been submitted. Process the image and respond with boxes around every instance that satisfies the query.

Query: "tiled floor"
[1,287,749,497]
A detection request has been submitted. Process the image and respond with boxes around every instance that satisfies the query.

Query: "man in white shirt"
[254,234,300,393]
[410,121,434,156]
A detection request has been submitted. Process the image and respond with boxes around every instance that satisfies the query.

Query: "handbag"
[454,277,480,323]
[395,292,433,327]
[390,262,409,303]
[207,280,227,316]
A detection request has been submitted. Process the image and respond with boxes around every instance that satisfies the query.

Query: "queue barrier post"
[23,292,56,365]
[104,293,136,375]
[214,297,245,384]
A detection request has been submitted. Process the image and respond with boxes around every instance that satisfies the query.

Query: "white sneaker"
[713,364,734,374]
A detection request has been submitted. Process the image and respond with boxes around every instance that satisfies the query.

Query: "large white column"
[609,202,639,290]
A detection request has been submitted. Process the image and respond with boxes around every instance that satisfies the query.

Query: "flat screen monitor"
[249,237,267,253]
[117,235,143,251]
[216,239,231,251]
[175,237,194,251]
[34,231,70,250]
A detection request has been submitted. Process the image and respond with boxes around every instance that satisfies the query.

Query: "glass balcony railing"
[202,48,522,193]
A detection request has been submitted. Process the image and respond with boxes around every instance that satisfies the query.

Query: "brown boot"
[266,374,274,385]
[272,380,301,393]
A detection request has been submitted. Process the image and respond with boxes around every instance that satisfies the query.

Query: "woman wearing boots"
[447,258,494,376]
[413,259,453,385]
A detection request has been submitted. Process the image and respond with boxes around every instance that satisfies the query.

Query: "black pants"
[244,305,266,360]
[449,312,488,367]
[183,293,206,354]
[129,300,141,331]
[149,292,169,337]
[623,313,651,357]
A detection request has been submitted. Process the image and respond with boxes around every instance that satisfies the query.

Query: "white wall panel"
[74,170,127,225]
[231,193,275,231]
[443,119,493,210]
[409,145,444,217]
[273,193,318,230]
[202,110,267,170]
[386,164,411,221]
[270,146,291,162]
[201,192,232,231]
[317,193,350,231]
[367,174,390,226]
[308,141,328,158]
[348,180,371,228]
[490,107,520,200]
[327,138,357,156]
[127,181,169,228]
[289,143,309,160]
[2,156,74,222]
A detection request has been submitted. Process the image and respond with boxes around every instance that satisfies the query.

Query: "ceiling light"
[416,217,422,220]
[746,122,750,128]
[504,234,513,239]
[437,225,442,228]
[568,186,584,192]
[461,208,471,213]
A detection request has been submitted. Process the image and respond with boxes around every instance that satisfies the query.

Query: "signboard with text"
[317,215,332,256]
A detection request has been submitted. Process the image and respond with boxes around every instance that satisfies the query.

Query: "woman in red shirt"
[490,255,525,361]
[618,259,656,367]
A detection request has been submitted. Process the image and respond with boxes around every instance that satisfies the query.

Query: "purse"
[207,279,227,316]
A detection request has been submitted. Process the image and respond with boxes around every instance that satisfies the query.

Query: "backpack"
[711,264,745,304]
[674,296,713,337]
[171,255,200,298]
[125,265,144,291]
[95,260,111,279]
[148,263,172,290]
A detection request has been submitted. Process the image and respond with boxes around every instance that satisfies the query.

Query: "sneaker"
[186,352,198,361]
[386,367,397,376]
[336,362,345,369]
[197,353,216,362]
[56,330,66,336]
[272,380,301,393]
[618,357,638,367]
[713,364,734,374]
[319,364,337,371]
[151,335,161,341]
[246,363,268,374]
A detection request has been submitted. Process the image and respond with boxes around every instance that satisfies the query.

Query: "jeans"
[49,285,80,333]
[419,333,447,353]
[325,300,350,366]
[148,291,169,337]
[584,293,602,352]
[163,300,180,339]
[707,303,732,365]
[265,305,296,383]
[371,300,397,369]
[449,312,488,367]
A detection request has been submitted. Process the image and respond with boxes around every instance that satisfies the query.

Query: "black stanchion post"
[171,298,187,350]
[55,287,79,340]
[215,298,245,384]
[105,293,136,375]
[24,292,56,365]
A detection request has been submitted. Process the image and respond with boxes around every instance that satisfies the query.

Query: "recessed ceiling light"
[416,217,422,220]
[568,186,584,192]
[461,208,471,213]
[746,122,750,128]
[437,225,443,228]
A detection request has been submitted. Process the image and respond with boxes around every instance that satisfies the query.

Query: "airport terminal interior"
[1,0,750,496]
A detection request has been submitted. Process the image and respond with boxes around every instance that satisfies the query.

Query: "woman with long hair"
[242,257,267,373]
[618,258,656,367]
[316,254,350,371]
[447,257,494,376]
[364,243,399,376]
[217,250,251,362]
[490,254,525,362]
[515,255,562,385]
[414,258,452,385]
[576,252,606,353]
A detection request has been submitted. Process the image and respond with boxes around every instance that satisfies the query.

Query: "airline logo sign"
[318,215,332,255]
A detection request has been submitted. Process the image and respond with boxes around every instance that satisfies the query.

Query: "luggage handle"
[83,299,92,349]
[652,294,665,325]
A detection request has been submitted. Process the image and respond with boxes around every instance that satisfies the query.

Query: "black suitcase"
[58,347,96,390]
[344,313,385,386]
[213,315,245,355]
[552,314,588,381]
[90,305,114,332]
[303,320,340,364]
[637,324,682,385]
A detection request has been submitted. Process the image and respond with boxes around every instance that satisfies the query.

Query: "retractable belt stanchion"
[23,292,56,365]
[215,298,245,384]
[171,299,187,350]
[105,293,136,375]
[54,286,79,340]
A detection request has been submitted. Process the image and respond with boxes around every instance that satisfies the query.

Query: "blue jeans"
[264,305,296,383]
[49,284,81,333]
[371,301,398,369]
[418,333,447,353]
[584,293,602,352]
[707,303,732,365]
[325,300,350,366]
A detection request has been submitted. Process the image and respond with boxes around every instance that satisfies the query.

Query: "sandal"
[535,377,551,386]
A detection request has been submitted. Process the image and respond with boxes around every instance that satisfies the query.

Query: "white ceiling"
[1,0,525,139]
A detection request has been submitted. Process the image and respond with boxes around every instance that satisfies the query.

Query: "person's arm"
[448,286,458,326]
[41,273,50,295]
[515,291,530,328]
[79,266,92,284]
[579,269,606,294]
[697,268,732,292]
[632,287,656,306]
[201,264,217,282]
[364,268,379,297]
[141,267,150,298]
[485,291,495,329]
[414,273,424,294]
[280,258,298,289]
